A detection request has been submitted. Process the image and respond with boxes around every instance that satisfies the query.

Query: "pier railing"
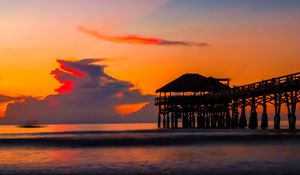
[155,72,300,105]
[213,72,300,99]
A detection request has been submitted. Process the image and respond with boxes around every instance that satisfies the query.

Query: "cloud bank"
[0,95,17,103]
[78,26,209,47]
[0,95,29,103]
[1,59,156,124]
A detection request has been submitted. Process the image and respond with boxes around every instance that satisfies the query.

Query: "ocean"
[0,121,300,175]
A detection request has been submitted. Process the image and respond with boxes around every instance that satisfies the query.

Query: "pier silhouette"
[155,72,300,129]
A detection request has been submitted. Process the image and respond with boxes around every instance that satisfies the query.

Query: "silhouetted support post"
[166,113,170,128]
[218,112,221,128]
[217,111,223,128]
[225,103,231,128]
[216,112,219,128]
[162,114,166,128]
[249,97,258,129]
[190,112,192,128]
[162,92,167,128]
[158,103,161,128]
[191,112,194,128]
[191,112,193,128]
[222,111,226,128]
[185,112,189,128]
[218,112,224,128]
[291,91,297,130]
[189,112,192,128]
[187,112,191,128]
[220,112,225,128]
[216,113,219,128]
[261,95,268,129]
[214,112,218,128]
[158,113,161,128]
[197,111,201,128]
[211,112,216,128]
[180,112,183,128]
[239,98,247,128]
[173,111,176,128]
[171,112,174,128]
[186,112,189,128]
[200,106,206,128]
[213,107,217,128]
[182,112,187,128]
[196,105,200,128]
[178,112,182,128]
[224,110,228,128]
[201,112,206,128]
[217,112,221,128]
[206,112,210,128]
[218,111,225,128]
[231,100,239,128]
[158,93,162,128]
[198,107,206,128]
[173,112,176,128]
[274,93,282,129]
[194,112,196,128]
[189,112,193,128]
[175,113,178,128]
[285,91,297,130]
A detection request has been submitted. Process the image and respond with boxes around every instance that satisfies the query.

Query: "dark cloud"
[0,95,16,103]
[1,59,156,125]
[0,95,27,103]
[159,40,209,46]
[78,26,210,47]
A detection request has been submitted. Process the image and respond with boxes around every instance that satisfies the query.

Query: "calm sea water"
[0,121,300,175]
[0,120,297,134]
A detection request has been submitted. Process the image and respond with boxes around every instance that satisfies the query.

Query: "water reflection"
[0,123,158,134]
[0,121,298,134]
[0,143,300,174]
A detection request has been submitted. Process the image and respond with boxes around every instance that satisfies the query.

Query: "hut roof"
[155,73,228,93]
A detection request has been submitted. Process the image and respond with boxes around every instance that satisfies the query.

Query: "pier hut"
[155,73,230,128]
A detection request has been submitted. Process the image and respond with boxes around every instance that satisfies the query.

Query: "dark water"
[0,122,300,175]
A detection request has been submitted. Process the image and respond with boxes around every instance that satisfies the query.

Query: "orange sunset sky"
[0,0,300,122]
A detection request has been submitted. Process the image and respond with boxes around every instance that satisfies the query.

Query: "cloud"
[78,26,210,47]
[1,59,156,124]
[0,95,17,103]
[115,102,149,116]
[0,95,28,103]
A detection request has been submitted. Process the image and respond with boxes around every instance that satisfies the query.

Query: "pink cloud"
[78,26,210,47]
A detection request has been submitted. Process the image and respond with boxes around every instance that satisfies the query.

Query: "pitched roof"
[155,73,228,93]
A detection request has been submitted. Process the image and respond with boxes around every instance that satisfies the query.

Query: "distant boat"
[18,120,44,128]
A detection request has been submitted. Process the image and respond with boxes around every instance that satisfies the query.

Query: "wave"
[0,129,299,147]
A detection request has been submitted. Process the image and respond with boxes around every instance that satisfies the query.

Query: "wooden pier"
[155,72,300,129]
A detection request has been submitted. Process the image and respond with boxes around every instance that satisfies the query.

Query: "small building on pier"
[155,73,230,129]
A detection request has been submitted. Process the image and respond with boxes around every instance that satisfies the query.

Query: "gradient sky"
[0,0,300,122]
